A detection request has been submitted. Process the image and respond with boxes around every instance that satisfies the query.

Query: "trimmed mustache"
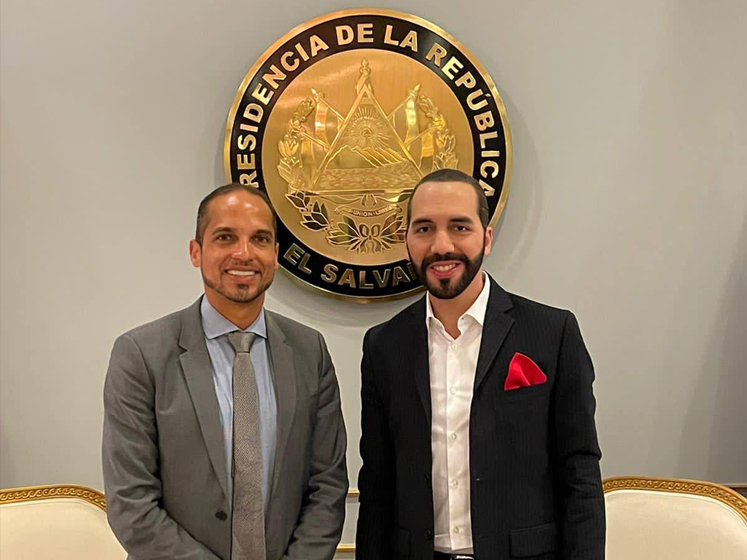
[420,252,470,270]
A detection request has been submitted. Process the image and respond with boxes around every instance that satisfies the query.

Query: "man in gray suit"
[102,184,348,560]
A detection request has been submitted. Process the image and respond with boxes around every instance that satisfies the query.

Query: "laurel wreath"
[286,190,330,231]
[285,191,406,254]
[328,213,406,254]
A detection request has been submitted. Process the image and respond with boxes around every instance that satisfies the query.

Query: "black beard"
[410,247,485,300]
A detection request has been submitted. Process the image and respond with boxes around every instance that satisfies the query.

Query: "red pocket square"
[505,353,547,391]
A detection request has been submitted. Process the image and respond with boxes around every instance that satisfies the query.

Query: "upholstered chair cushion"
[0,492,126,560]
[605,480,747,560]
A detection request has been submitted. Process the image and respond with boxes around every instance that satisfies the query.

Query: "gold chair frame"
[5,479,743,556]
[0,484,358,554]
[0,483,107,512]
[603,476,747,524]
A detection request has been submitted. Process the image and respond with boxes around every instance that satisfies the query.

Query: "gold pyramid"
[311,60,423,195]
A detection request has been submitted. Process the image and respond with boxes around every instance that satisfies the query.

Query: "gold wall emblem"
[225,9,511,301]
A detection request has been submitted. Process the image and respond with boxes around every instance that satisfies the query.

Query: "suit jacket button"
[425,529,433,541]
[424,474,431,484]
[215,510,227,521]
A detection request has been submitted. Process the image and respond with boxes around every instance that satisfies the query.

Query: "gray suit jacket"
[102,299,348,560]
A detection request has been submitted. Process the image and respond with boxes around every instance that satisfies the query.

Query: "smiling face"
[189,190,279,311]
[406,180,493,300]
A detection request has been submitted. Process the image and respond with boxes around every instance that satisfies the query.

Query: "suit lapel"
[178,298,229,497]
[265,311,296,497]
[410,298,432,426]
[474,278,515,391]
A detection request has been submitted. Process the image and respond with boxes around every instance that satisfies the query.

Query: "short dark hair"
[195,183,278,244]
[406,168,489,229]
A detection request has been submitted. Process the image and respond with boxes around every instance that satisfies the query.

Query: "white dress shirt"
[426,272,490,554]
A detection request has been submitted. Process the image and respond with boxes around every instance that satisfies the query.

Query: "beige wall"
[2,0,746,550]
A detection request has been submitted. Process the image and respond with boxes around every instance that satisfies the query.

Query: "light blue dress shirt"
[200,296,277,512]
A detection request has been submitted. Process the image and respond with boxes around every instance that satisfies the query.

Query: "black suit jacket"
[356,277,605,560]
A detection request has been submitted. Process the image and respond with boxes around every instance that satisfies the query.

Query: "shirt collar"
[426,271,491,330]
[200,295,267,341]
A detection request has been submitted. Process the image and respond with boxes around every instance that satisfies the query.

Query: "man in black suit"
[356,169,605,560]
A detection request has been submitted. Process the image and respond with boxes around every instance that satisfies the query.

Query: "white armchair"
[0,484,126,560]
[604,476,747,560]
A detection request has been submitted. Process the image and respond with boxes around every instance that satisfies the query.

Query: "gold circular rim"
[224,8,512,302]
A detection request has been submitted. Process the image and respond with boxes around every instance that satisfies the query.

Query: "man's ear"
[483,226,494,257]
[189,239,202,268]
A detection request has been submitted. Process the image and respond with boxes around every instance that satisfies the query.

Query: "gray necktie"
[227,332,265,560]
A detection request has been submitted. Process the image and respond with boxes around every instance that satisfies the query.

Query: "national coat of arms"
[278,58,458,254]
[224,10,511,301]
